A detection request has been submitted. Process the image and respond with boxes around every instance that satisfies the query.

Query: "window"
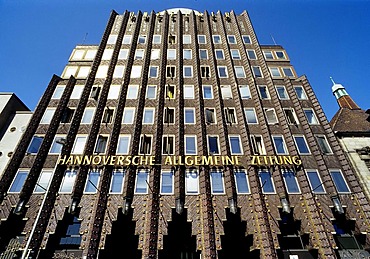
[27,136,44,154]
[231,49,241,59]
[263,51,273,60]
[199,49,208,59]
[138,35,146,44]
[246,49,257,60]
[205,108,216,124]
[59,216,81,248]
[117,135,130,154]
[304,109,319,124]
[272,135,288,154]
[198,35,206,44]
[229,135,243,154]
[227,35,236,44]
[96,65,108,78]
[166,66,176,78]
[71,49,85,60]
[95,135,108,153]
[102,49,113,60]
[207,135,220,154]
[84,171,100,193]
[110,170,125,193]
[265,108,278,124]
[330,170,350,193]
[225,108,237,124]
[81,108,95,124]
[259,170,275,193]
[85,49,97,60]
[162,135,175,155]
[306,170,325,193]
[52,86,65,99]
[210,171,224,194]
[50,136,66,154]
[135,170,149,194]
[184,66,193,77]
[70,85,84,99]
[221,85,232,99]
[235,66,246,78]
[9,170,28,193]
[215,49,224,59]
[113,66,125,78]
[151,49,160,60]
[183,49,192,59]
[217,66,228,78]
[275,51,286,59]
[294,136,310,154]
[59,170,77,193]
[258,85,270,99]
[122,108,135,124]
[166,85,175,99]
[41,109,55,124]
[185,135,197,155]
[34,170,53,193]
[250,135,266,155]
[161,171,174,194]
[316,135,332,154]
[135,49,144,60]
[143,108,155,124]
[118,49,128,59]
[184,85,194,99]
[283,67,294,77]
[139,135,152,155]
[76,67,90,79]
[164,108,175,124]
[102,108,114,123]
[234,170,250,194]
[284,108,299,125]
[127,85,139,99]
[270,67,281,78]
[242,35,251,44]
[252,66,263,78]
[184,108,196,124]
[63,66,78,78]
[276,86,289,99]
[60,108,74,123]
[239,85,251,99]
[244,108,258,124]
[122,35,132,44]
[201,66,210,78]
[294,86,307,100]
[90,86,101,100]
[282,170,300,194]
[168,35,176,44]
[72,136,87,154]
[203,85,213,99]
[212,35,221,44]
[107,85,121,99]
[146,85,157,99]
[186,169,199,194]
[183,35,191,44]
[153,35,161,44]
[130,66,142,78]
[167,49,176,59]
[149,66,158,78]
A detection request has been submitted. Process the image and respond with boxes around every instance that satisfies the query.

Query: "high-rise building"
[0,8,369,259]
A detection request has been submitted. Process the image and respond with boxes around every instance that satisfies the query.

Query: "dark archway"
[98,208,141,259]
[218,209,256,258]
[159,208,200,259]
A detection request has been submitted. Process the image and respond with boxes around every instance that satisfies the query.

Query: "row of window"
[63,63,293,80]
[28,131,332,156]
[8,168,351,195]
[52,84,308,102]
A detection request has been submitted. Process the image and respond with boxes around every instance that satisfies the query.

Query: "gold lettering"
[132,156,140,165]
[124,156,131,166]
[83,155,92,165]
[274,156,283,165]
[214,156,220,165]
[283,156,292,165]
[251,155,257,165]
[234,156,240,165]
[116,156,124,165]
[65,156,73,165]
[73,156,83,165]
[149,156,155,165]
[195,156,201,166]
[202,156,213,165]
[292,156,302,166]
[92,155,102,165]
[164,156,172,165]
[185,156,194,166]
[58,155,67,165]
[102,155,111,165]
[109,156,116,165]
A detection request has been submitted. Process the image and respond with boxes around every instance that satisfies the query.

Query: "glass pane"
[185,136,196,155]
[295,136,310,154]
[203,86,213,99]
[273,136,287,154]
[184,85,194,99]
[208,136,219,154]
[146,86,156,99]
[235,171,249,193]
[72,137,86,154]
[35,171,52,192]
[186,171,199,194]
[135,171,148,193]
[161,172,173,194]
[185,109,195,124]
[41,109,55,124]
[239,85,251,99]
[117,136,130,154]
[230,136,242,154]
[245,109,257,124]
[52,86,65,99]
[259,171,275,193]
[50,137,64,154]
[211,171,224,193]
[27,136,44,153]
[307,171,325,193]
[110,171,125,193]
[60,171,77,193]
[283,171,300,193]
[9,171,28,192]
[331,171,350,193]
[85,171,100,193]
[122,108,134,124]
[143,109,154,124]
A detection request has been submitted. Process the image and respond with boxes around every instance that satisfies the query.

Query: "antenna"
[270,34,277,45]
[330,76,336,85]
[82,33,88,44]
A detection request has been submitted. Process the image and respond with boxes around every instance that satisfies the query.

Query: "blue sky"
[1,0,369,119]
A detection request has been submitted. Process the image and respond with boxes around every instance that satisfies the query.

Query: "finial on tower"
[330,77,336,85]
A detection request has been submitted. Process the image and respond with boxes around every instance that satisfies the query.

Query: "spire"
[331,77,360,110]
